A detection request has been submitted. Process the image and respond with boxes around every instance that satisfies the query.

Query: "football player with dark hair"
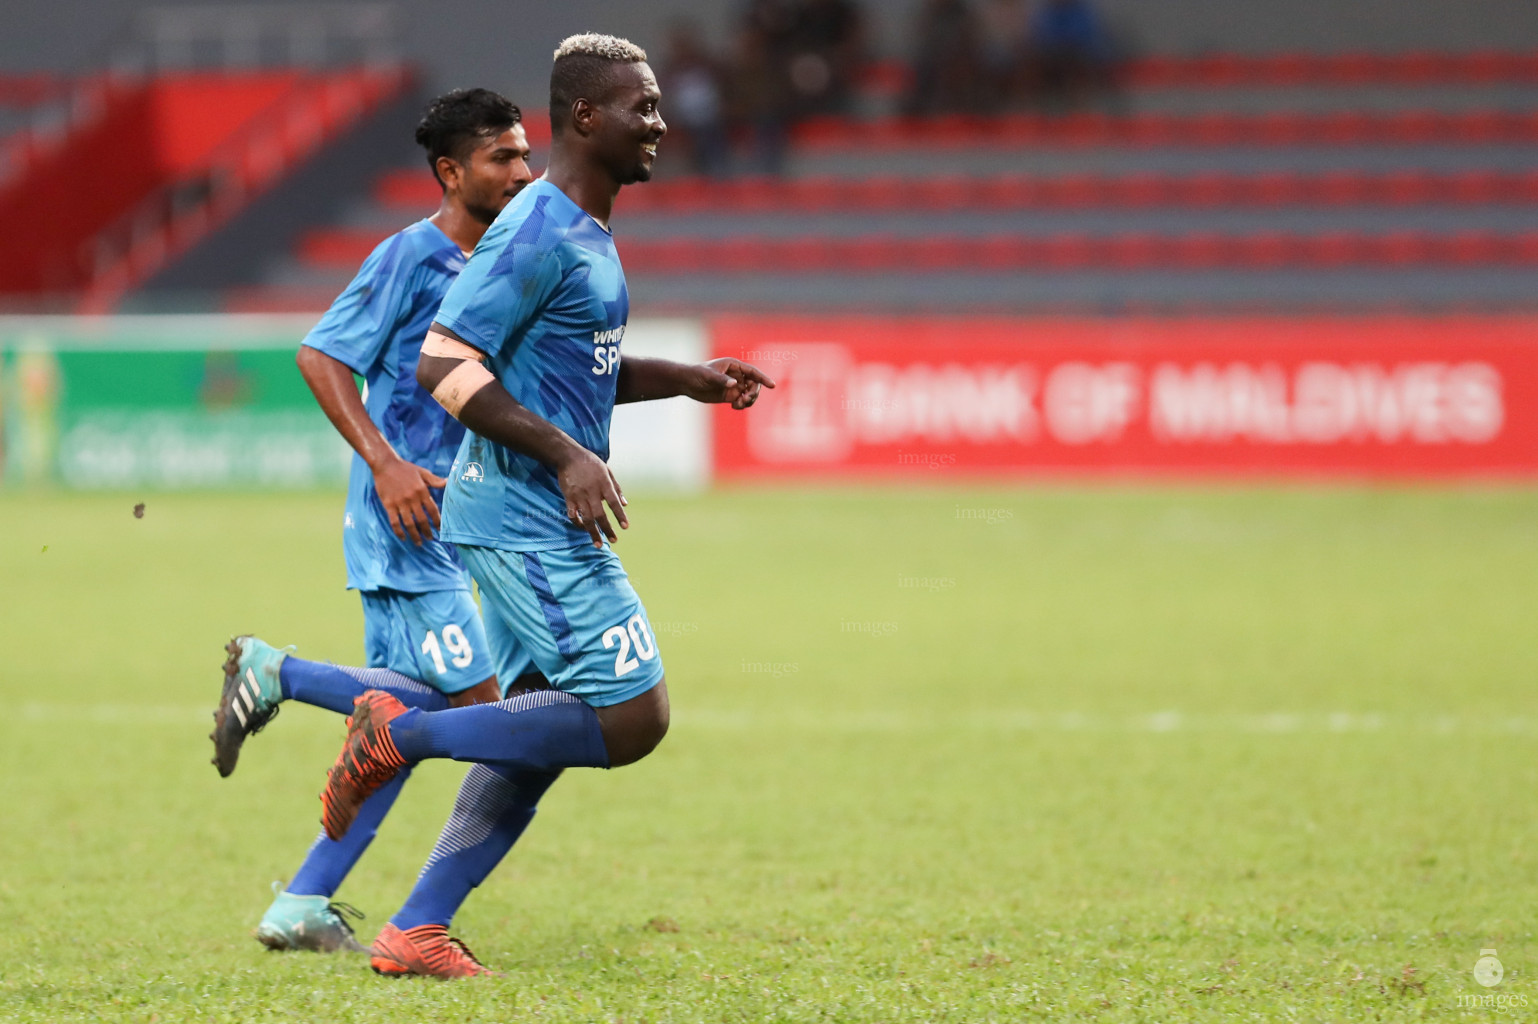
[211,87,534,953]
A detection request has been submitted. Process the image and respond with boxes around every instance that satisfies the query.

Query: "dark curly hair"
[415,88,522,189]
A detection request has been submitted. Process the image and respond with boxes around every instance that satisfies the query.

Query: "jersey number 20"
[602,615,656,677]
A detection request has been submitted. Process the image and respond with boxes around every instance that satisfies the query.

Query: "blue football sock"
[390,765,560,930]
[279,658,453,715]
[286,768,413,897]
[389,690,610,771]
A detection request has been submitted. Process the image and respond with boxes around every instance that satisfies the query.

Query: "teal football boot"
[255,887,367,953]
[211,635,290,777]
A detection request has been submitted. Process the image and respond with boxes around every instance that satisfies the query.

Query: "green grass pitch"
[2,485,1535,1022]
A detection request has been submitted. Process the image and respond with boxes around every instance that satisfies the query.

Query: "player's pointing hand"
[373,457,446,546]
[688,358,776,410]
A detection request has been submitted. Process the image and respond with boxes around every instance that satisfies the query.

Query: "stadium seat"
[233,48,1538,317]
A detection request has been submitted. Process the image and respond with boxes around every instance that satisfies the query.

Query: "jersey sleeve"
[300,233,419,375]
[433,197,563,362]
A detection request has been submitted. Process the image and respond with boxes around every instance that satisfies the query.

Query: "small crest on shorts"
[461,462,484,482]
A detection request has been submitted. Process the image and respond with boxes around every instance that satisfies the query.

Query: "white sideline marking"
[14,703,1538,736]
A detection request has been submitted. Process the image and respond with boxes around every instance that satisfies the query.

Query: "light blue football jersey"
[434,179,630,552]
[301,218,471,592]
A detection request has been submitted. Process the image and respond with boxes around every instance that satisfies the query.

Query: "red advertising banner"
[710,316,1538,479]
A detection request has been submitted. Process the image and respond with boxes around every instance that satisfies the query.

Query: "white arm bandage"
[433,360,496,417]
[422,330,487,361]
[422,330,494,416]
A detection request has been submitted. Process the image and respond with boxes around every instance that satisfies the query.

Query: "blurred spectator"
[725,0,866,172]
[902,0,982,116]
[659,20,731,176]
[976,0,1031,108]
[726,19,794,174]
[1025,0,1120,110]
[782,0,867,118]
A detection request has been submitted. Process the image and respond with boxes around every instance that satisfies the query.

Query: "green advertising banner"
[0,315,349,489]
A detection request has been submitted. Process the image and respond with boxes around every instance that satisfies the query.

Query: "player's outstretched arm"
[616,356,775,408]
[417,326,628,548]
[296,346,445,545]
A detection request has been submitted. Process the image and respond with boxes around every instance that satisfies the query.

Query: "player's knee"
[598,678,669,768]
[448,677,501,707]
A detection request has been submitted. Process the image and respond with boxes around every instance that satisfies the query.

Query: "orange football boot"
[370,922,495,978]
[320,690,410,841]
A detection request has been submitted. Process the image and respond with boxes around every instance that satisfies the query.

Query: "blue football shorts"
[457,543,665,708]
[359,587,496,694]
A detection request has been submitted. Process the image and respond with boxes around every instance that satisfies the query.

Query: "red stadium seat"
[1187,113,1242,144]
[1511,234,1538,263]
[1456,110,1496,142]
[1328,53,1385,84]
[972,235,1029,268]
[1230,233,1296,267]
[1459,51,1514,83]
[1307,233,1363,266]
[1398,51,1457,83]
[1122,113,1178,145]
[1514,173,1538,203]
[792,177,843,210]
[859,176,907,209]
[1261,53,1316,85]
[707,239,760,273]
[1442,232,1503,265]
[1315,172,1371,206]
[1047,175,1102,207]
[298,229,382,269]
[909,236,969,270]
[1117,51,1538,88]
[626,239,692,273]
[1447,172,1502,204]
[778,236,833,270]
[1254,112,1310,144]
[1039,234,1095,268]
[1112,174,1170,207]
[1101,233,1163,268]
[915,175,973,210]
[975,174,1037,207]
[1379,172,1437,205]
[1249,173,1303,206]
[843,235,902,271]
[1166,234,1226,268]
[1124,55,1178,87]
[1191,54,1246,86]
[1372,233,1432,266]
[1386,110,1443,143]
[1315,112,1373,143]
[1182,173,1240,206]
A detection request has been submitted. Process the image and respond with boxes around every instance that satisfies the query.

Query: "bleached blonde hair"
[553,33,647,64]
